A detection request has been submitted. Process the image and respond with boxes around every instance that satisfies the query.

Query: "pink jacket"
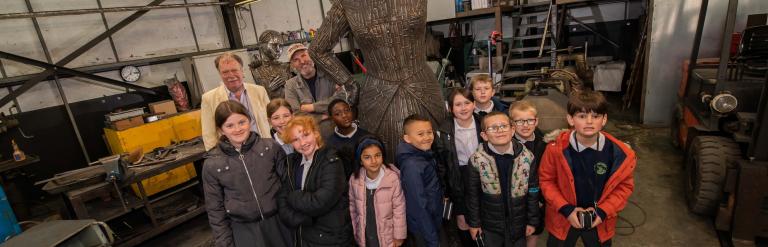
[349,166,407,247]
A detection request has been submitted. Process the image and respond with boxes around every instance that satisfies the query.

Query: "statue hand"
[341,80,359,106]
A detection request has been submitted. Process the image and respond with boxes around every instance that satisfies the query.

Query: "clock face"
[120,66,141,82]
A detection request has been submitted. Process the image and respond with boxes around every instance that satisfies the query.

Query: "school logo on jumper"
[595,162,608,175]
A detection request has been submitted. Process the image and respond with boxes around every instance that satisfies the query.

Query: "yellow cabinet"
[103,110,202,196]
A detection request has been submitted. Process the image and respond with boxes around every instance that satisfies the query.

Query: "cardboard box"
[148,100,177,116]
[112,116,144,131]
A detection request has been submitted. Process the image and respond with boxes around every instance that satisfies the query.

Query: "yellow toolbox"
[103,110,202,196]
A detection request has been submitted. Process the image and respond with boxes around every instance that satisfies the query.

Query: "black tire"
[685,136,741,215]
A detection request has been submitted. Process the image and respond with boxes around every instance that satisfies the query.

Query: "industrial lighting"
[710,93,738,113]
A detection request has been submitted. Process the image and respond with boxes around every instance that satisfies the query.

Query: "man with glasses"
[465,111,541,247]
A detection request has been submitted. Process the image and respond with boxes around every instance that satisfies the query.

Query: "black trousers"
[546,228,612,247]
[483,230,525,247]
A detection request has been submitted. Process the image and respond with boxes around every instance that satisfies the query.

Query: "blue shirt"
[228,88,260,134]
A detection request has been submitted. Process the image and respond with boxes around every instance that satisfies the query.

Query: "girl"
[276,115,354,246]
[202,100,291,247]
[349,137,406,247]
[433,88,483,246]
[267,98,295,154]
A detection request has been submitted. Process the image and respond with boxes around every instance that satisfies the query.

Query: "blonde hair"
[280,115,324,148]
[508,100,538,117]
[469,74,493,89]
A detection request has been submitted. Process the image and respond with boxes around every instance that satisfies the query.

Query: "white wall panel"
[298,0,325,31]
[36,14,117,67]
[15,81,61,112]
[239,6,260,46]
[187,5,229,51]
[0,18,48,77]
[0,1,46,78]
[103,0,198,61]
[249,0,302,34]
[427,0,456,22]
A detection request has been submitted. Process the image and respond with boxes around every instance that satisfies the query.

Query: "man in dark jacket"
[276,145,353,246]
[466,112,541,247]
[397,115,444,247]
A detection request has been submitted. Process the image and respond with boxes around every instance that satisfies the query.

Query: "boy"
[509,100,548,247]
[539,90,636,247]
[324,99,372,178]
[470,74,508,117]
[466,111,540,247]
[397,114,444,247]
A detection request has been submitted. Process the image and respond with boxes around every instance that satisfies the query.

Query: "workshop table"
[57,142,206,247]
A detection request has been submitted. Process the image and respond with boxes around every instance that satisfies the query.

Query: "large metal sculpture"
[251,30,292,99]
[309,0,447,159]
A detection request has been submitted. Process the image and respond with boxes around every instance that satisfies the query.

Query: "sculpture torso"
[311,0,447,161]
[341,0,428,82]
[252,61,292,99]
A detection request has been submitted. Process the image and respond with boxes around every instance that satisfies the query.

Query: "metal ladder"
[499,1,557,102]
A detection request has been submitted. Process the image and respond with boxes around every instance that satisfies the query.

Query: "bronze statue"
[309,0,447,160]
[250,30,293,99]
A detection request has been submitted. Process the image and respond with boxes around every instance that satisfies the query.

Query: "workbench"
[57,142,206,247]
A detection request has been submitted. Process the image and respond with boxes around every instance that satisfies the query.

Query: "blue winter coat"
[396,142,443,247]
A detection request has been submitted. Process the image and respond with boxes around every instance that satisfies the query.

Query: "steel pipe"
[0,2,228,20]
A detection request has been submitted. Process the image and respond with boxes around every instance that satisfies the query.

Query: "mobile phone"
[578,211,595,229]
[475,232,485,247]
[443,201,453,220]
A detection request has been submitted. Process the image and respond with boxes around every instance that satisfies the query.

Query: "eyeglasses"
[484,124,511,133]
[512,119,537,126]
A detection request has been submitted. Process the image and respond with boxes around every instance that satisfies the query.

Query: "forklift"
[672,0,768,243]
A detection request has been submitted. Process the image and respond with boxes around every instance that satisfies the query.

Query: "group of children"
[202,74,636,247]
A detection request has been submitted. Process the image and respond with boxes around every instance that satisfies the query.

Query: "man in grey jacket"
[284,43,347,136]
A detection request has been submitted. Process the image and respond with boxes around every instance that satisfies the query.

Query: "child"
[508,100,548,247]
[466,111,540,246]
[276,115,354,246]
[202,100,291,247]
[470,74,508,117]
[539,90,636,247]
[267,98,294,154]
[349,136,406,247]
[325,99,373,178]
[397,114,443,247]
[432,88,482,246]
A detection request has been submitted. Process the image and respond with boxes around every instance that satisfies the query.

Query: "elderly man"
[283,43,348,136]
[201,52,272,150]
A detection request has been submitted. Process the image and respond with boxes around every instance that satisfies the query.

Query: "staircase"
[499,1,556,102]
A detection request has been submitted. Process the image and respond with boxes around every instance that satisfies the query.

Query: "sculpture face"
[261,37,282,61]
[258,30,284,61]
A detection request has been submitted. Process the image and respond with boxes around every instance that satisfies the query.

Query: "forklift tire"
[685,136,741,215]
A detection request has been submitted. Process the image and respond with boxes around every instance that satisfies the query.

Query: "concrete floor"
[140,123,723,247]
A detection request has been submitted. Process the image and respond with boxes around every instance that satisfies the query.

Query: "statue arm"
[308,0,352,86]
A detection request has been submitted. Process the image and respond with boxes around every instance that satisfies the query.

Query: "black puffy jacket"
[465,142,541,238]
[432,114,483,215]
[276,146,354,246]
[203,133,286,247]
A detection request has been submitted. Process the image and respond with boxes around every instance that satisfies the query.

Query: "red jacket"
[539,130,636,242]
